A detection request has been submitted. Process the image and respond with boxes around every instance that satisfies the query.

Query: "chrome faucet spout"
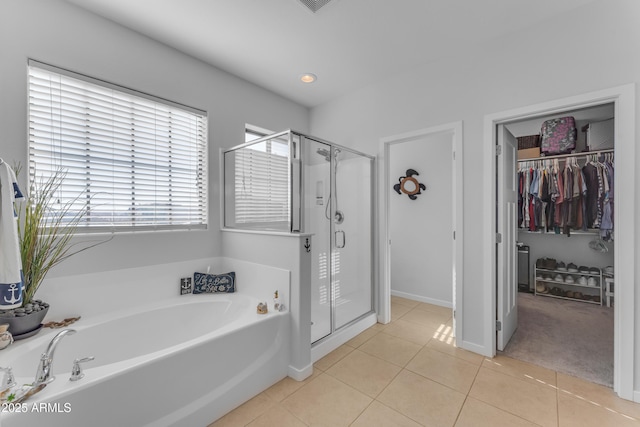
[34,329,76,386]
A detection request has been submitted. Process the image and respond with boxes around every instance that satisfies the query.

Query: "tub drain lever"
[70,356,95,382]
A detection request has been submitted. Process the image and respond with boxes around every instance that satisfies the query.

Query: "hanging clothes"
[0,160,26,309]
[517,151,614,238]
[600,156,615,241]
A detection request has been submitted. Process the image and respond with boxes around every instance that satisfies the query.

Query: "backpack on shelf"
[540,116,577,155]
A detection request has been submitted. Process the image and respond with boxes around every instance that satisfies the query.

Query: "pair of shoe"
[578,276,588,286]
[557,262,567,271]
[553,274,564,282]
[565,275,575,284]
[536,257,557,270]
[587,277,598,287]
[567,263,578,272]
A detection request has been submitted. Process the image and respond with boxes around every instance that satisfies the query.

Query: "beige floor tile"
[406,347,480,394]
[469,368,558,427]
[351,401,421,427]
[557,373,640,421]
[314,344,354,371]
[426,337,485,365]
[401,308,452,330]
[282,373,372,426]
[346,327,379,348]
[483,355,557,387]
[391,302,413,321]
[455,397,540,427]
[558,391,640,427]
[382,318,434,345]
[246,404,308,427]
[391,295,421,308]
[358,332,422,367]
[209,392,276,426]
[378,370,466,427]
[415,302,454,318]
[326,349,402,397]
[369,322,388,332]
[264,370,321,402]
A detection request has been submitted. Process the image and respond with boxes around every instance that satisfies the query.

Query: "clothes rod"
[518,148,614,162]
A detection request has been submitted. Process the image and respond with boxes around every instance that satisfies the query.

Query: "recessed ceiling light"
[300,73,317,83]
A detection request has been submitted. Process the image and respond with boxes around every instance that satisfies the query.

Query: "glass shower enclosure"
[223,130,375,344]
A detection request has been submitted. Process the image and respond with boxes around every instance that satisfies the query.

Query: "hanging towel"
[0,160,26,309]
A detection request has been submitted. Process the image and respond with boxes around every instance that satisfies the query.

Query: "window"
[28,60,208,232]
[234,133,290,228]
[224,129,293,231]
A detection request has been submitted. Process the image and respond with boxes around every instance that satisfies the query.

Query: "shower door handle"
[335,230,346,249]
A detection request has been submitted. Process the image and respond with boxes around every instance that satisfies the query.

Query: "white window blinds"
[28,60,208,232]
[234,137,290,228]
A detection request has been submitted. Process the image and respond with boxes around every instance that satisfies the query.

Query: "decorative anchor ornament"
[3,284,21,305]
[304,238,311,253]
[393,168,426,200]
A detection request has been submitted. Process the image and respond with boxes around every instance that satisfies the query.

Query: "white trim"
[379,121,464,346]
[391,290,452,308]
[483,84,635,400]
[310,313,377,362]
[287,363,313,382]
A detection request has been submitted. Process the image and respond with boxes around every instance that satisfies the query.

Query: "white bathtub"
[1,293,290,426]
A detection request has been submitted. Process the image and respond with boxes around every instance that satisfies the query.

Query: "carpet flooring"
[502,291,614,387]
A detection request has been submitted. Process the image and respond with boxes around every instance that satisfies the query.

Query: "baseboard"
[633,390,640,403]
[391,290,453,308]
[288,363,313,381]
[461,340,493,358]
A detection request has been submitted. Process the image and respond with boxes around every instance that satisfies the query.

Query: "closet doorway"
[485,85,636,400]
[380,122,463,340]
[505,105,615,387]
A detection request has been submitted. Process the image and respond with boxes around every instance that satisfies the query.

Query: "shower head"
[316,148,331,162]
[316,147,340,162]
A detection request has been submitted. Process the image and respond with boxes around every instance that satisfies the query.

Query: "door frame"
[484,85,636,400]
[379,121,464,342]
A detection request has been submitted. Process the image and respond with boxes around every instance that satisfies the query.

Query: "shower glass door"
[331,147,373,330]
[305,139,332,343]
[305,137,374,344]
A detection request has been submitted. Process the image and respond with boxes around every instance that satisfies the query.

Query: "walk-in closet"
[502,103,615,387]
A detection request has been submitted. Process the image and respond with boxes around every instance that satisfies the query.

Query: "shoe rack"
[534,259,604,305]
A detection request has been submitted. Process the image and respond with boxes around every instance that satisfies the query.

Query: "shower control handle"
[335,230,346,249]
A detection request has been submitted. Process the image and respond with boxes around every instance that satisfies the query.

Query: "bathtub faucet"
[34,329,77,386]
[0,366,16,393]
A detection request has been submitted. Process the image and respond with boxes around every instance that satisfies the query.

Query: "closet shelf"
[536,293,602,305]
[518,229,601,236]
[535,268,601,277]
[534,264,603,306]
[518,148,614,162]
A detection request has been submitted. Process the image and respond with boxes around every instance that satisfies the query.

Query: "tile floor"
[210,296,640,426]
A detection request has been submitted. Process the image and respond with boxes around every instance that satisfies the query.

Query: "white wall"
[0,0,309,278]
[309,0,640,384]
[221,231,312,380]
[389,132,453,306]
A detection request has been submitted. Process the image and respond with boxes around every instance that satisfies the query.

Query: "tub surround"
[2,295,289,426]
[1,257,292,426]
[35,257,290,321]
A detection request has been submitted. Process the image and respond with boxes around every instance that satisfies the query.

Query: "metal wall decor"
[393,168,426,200]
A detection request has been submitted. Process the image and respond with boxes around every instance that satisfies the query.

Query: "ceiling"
[65,0,600,108]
